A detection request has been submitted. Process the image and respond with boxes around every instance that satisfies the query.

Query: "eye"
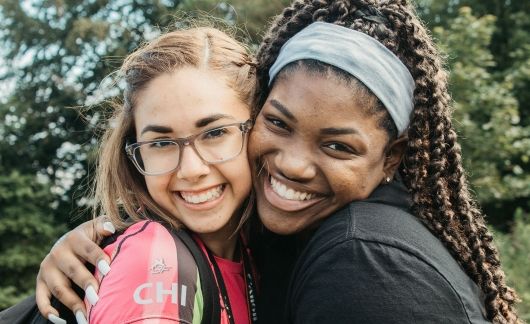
[148,140,176,149]
[203,127,228,139]
[322,142,358,157]
[265,116,290,132]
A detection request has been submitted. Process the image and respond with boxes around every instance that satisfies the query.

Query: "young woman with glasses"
[36,27,259,324]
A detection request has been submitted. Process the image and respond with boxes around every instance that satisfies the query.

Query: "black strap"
[242,243,259,323]
[172,228,221,324]
[204,239,259,324]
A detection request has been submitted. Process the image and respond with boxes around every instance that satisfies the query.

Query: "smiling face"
[249,68,403,235]
[133,67,252,241]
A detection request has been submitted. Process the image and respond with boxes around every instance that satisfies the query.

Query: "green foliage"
[432,6,530,226]
[493,209,530,321]
[0,170,66,309]
[181,0,290,42]
[0,0,199,218]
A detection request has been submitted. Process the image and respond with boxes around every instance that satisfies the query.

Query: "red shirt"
[213,254,249,324]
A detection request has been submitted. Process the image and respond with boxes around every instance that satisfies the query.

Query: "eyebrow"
[320,127,359,136]
[141,125,173,135]
[195,114,234,128]
[140,114,234,135]
[269,99,297,122]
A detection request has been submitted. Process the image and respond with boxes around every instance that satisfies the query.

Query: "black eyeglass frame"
[125,119,253,176]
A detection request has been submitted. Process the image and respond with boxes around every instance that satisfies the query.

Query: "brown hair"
[256,0,520,322]
[94,27,257,230]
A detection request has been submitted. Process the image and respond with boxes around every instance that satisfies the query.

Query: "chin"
[258,212,301,236]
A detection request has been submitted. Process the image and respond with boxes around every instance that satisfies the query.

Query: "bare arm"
[35,217,115,323]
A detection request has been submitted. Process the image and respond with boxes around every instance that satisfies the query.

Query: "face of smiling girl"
[249,68,404,235]
[133,67,252,244]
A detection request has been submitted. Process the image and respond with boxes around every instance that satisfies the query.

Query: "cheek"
[248,122,276,161]
[223,153,252,198]
[330,176,359,203]
[324,166,372,204]
[144,176,169,203]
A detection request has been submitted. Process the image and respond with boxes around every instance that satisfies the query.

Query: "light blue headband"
[268,22,415,135]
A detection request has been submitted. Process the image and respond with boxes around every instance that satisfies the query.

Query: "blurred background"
[0,0,528,318]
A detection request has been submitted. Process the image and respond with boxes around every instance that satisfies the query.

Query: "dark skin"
[249,69,407,235]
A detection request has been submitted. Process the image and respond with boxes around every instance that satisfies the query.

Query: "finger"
[47,244,106,299]
[39,260,88,315]
[98,216,116,235]
[35,274,60,320]
[48,314,67,324]
[90,216,116,243]
[75,309,88,324]
[60,222,112,274]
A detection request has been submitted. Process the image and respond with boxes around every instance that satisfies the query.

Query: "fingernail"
[75,310,88,324]
[97,259,111,276]
[103,221,116,233]
[48,314,67,324]
[85,285,99,306]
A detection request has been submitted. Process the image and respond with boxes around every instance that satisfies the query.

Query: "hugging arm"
[287,240,480,324]
[36,217,114,320]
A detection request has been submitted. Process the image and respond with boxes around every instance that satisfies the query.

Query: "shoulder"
[89,220,202,323]
[289,201,489,323]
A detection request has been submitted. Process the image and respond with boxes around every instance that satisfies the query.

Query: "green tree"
[182,0,290,42]
[0,170,66,309]
[493,209,530,320]
[429,5,530,316]
[430,6,530,227]
[0,0,186,217]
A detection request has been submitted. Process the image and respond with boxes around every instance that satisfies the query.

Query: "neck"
[198,231,239,260]
[196,207,244,260]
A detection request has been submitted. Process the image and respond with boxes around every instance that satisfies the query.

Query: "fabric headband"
[268,22,415,135]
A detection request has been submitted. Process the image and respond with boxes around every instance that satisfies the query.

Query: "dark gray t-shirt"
[258,180,490,323]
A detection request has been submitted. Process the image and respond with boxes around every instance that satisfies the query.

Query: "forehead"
[267,69,381,131]
[133,68,250,132]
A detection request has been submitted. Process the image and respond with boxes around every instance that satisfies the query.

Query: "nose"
[274,149,317,182]
[176,145,210,182]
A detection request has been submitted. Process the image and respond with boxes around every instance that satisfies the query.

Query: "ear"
[383,136,407,178]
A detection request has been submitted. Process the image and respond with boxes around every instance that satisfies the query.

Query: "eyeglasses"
[125,120,252,176]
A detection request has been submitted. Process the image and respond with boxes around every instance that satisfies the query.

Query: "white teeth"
[181,185,223,204]
[270,177,315,201]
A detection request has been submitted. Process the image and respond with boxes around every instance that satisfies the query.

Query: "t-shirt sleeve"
[287,239,473,324]
[87,221,204,324]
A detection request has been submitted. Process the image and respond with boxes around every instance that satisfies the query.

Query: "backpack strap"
[170,228,221,324]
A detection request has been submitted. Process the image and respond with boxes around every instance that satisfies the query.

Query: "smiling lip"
[175,184,226,211]
[262,175,324,212]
